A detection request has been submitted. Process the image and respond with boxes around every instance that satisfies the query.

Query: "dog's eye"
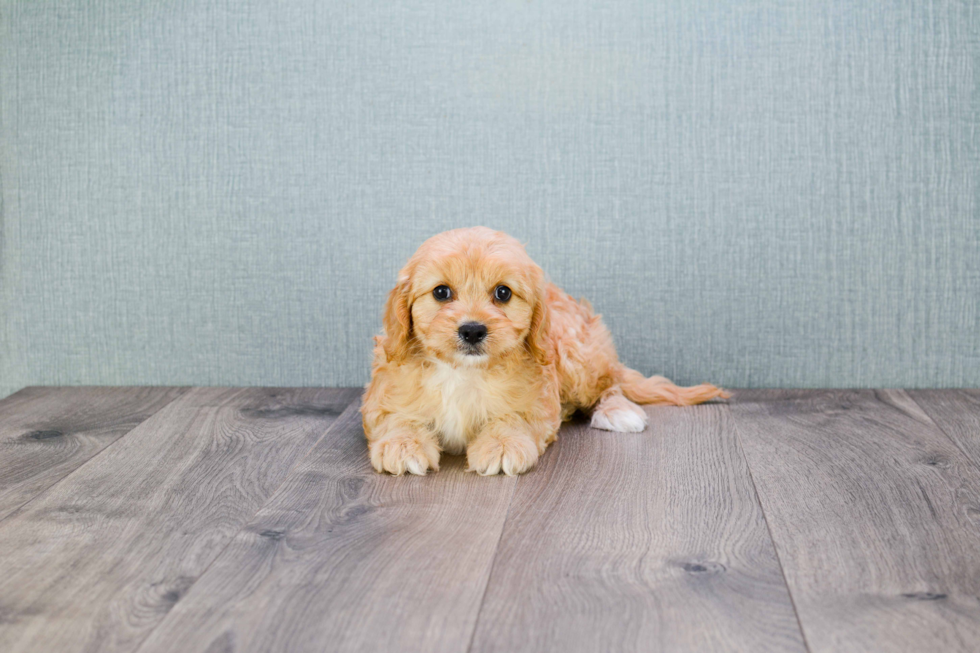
[494,285,512,302]
[433,285,452,301]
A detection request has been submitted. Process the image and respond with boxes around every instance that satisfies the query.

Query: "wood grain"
[135,398,518,653]
[4,387,978,652]
[732,389,980,652]
[0,386,188,521]
[0,386,359,653]
[907,390,980,470]
[469,406,807,653]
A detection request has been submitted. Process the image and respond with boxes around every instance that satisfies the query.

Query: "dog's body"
[362,227,726,476]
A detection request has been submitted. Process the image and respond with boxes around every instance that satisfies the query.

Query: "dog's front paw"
[466,431,538,476]
[369,432,440,476]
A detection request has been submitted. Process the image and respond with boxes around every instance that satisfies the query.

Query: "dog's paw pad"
[369,434,439,476]
[467,434,538,476]
[591,403,648,433]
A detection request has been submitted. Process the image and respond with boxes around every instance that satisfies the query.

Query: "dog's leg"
[466,416,543,476]
[368,421,441,476]
[590,388,649,432]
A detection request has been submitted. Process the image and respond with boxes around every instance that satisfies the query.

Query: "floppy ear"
[381,272,414,364]
[525,272,551,366]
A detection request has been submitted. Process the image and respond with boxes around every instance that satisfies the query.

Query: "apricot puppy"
[361,227,727,476]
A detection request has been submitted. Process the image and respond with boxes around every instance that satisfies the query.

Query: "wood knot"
[242,405,341,419]
[259,529,286,541]
[25,429,63,441]
[155,576,195,606]
[902,592,946,601]
[678,561,725,575]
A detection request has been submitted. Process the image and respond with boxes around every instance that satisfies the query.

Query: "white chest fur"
[423,358,495,455]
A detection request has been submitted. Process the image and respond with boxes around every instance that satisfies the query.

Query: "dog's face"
[382,227,549,366]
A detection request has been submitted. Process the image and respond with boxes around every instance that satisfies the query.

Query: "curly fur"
[361,227,728,476]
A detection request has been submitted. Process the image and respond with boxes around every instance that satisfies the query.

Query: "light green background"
[2,1,978,398]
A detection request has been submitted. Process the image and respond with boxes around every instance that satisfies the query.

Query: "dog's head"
[382,227,549,367]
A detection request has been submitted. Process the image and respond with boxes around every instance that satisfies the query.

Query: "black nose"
[458,322,488,345]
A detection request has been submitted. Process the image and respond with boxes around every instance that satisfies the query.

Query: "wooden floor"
[0,388,978,652]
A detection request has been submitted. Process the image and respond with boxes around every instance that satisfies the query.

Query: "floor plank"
[731,390,980,652]
[469,405,807,653]
[907,390,980,470]
[0,386,188,521]
[136,398,518,653]
[0,387,359,653]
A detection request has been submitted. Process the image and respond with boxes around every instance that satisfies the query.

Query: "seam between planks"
[904,390,980,477]
[464,467,521,653]
[129,390,363,653]
[728,403,814,653]
[0,386,193,526]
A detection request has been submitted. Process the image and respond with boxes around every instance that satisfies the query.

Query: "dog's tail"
[617,368,729,406]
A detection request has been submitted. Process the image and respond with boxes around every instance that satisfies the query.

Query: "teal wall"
[2,1,978,398]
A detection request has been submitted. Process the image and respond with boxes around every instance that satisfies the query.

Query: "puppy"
[361,227,727,476]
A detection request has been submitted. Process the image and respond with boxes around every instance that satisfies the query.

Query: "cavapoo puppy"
[362,227,727,476]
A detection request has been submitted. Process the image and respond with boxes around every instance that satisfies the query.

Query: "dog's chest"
[424,361,496,454]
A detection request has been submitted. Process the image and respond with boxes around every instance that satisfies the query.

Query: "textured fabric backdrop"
[1,0,978,398]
